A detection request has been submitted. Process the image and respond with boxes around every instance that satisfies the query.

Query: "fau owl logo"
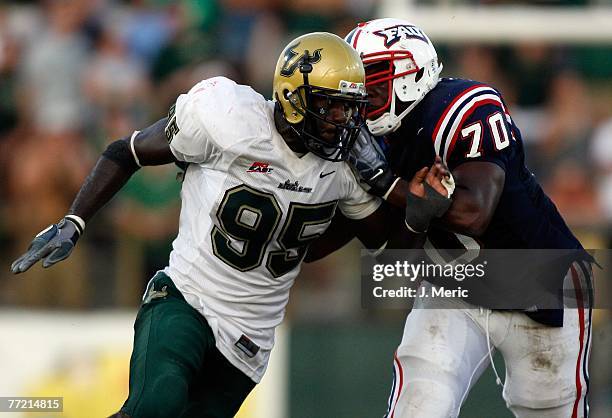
[373,25,430,48]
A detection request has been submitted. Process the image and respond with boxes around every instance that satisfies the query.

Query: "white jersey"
[161,77,380,382]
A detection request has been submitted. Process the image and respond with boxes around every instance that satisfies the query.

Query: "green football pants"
[120,272,256,418]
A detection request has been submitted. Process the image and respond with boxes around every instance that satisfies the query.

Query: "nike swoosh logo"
[370,168,384,180]
[319,171,335,178]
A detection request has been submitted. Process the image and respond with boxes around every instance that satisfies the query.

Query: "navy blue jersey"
[383,78,589,325]
[386,78,583,250]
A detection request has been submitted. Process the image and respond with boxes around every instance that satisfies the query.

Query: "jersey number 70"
[461,111,511,158]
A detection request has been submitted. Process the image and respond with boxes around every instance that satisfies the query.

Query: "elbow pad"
[102,138,141,173]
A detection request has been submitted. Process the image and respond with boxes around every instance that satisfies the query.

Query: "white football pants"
[384,262,592,418]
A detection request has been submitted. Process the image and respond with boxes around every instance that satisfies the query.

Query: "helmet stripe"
[352,29,363,49]
[345,28,358,45]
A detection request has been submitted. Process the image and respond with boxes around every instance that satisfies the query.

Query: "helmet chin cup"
[367,112,400,136]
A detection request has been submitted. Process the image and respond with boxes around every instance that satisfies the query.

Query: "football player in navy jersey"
[308,18,594,418]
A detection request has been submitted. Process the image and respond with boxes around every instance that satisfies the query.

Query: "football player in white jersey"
[11,32,452,418]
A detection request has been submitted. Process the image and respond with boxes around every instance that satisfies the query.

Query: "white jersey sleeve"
[168,77,270,164]
[168,84,218,163]
[337,163,381,219]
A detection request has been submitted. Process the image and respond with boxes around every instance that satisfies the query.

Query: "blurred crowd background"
[0,0,610,417]
[1,0,611,307]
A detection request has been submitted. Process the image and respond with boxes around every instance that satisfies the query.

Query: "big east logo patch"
[373,25,430,48]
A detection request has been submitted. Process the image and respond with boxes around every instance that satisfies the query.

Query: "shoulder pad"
[185,77,272,151]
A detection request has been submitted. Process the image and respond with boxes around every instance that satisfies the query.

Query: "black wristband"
[405,183,452,233]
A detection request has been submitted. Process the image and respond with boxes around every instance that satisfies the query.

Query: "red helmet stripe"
[353,29,363,49]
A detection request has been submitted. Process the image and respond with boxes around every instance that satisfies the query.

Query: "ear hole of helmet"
[284,89,305,120]
[415,67,425,83]
[285,89,301,106]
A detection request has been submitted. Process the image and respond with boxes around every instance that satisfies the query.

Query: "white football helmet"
[345,18,443,135]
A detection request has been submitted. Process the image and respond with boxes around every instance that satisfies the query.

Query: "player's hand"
[11,217,83,274]
[409,157,454,198]
[347,127,398,198]
[405,157,454,233]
